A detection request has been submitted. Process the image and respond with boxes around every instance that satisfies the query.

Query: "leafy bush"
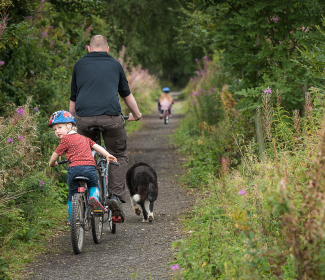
[172,53,325,278]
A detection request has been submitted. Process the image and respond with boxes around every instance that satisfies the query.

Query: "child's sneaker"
[159,115,163,119]
[89,196,106,213]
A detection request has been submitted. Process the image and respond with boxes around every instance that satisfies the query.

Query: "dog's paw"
[142,219,149,223]
[135,208,141,216]
[148,216,153,223]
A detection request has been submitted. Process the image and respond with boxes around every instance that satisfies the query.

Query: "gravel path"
[26,93,190,280]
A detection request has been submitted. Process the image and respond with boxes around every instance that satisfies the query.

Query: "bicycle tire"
[91,214,103,243]
[108,209,116,234]
[70,193,85,254]
[164,113,169,124]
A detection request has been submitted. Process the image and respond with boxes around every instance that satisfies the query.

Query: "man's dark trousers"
[75,114,128,203]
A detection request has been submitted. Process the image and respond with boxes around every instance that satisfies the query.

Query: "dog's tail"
[148,182,158,202]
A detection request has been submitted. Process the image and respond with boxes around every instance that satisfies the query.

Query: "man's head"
[88,35,109,53]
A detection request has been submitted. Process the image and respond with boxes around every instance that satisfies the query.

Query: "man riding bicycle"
[69,35,142,222]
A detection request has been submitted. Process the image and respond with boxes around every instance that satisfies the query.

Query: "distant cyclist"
[158,87,174,119]
[48,110,117,225]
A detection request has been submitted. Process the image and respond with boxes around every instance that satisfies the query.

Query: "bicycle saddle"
[73,176,89,182]
[88,126,104,133]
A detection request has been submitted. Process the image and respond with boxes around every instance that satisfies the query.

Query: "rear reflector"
[78,187,85,192]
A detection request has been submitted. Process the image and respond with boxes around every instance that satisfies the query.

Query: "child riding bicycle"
[158,87,174,119]
[48,110,117,225]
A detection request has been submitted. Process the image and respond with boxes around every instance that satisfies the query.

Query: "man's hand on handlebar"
[49,161,59,167]
[128,112,142,121]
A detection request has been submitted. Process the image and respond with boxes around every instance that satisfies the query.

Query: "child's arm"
[49,152,59,167]
[92,144,117,163]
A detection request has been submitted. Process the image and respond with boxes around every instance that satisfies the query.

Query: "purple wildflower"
[34,107,39,111]
[88,25,93,30]
[57,50,61,53]
[171,264,180,271]
[279,41,283,44]
[122,45,125,49]
[0,61,4,66]
[27,15,33,20]
[49,26,53,29]
[263,87,272,95]
[41,32,47,38]
[41,0,45,2]
[195,58,198,62]
[51,41,54,45]
[66,41,70,45]
[238,189,247,196]
[190,78,193,81]
[310,87,316,89]
[85,45,89,49]
[211,87,215,90]
[7,139,13,144]
[274,17,279,22]
[212,112,216,115]
[15,108,24,116]
[196,71,200,76]
[39,179,45,187]
[18,135,23,141]
[203,56,207,59]
[295,45,297,48]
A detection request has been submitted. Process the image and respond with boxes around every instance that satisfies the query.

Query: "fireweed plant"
[172,56,325,278]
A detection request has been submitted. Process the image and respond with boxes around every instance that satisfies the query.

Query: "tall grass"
[118,46,160,115]
[172,55,325,279]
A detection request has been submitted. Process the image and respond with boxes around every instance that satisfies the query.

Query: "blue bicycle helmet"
[48,110,76,127]
[162,87,170,93]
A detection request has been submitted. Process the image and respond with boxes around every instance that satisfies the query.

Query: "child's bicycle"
[58,159,119,254]
[162,109,169,124]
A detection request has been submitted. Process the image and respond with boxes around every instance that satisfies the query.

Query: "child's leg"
[85,165,106,212]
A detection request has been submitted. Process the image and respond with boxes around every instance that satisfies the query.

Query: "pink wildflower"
[18,135,23,141]
[171,264,180,271]
[7,139,13,144]
[238,189,247,196]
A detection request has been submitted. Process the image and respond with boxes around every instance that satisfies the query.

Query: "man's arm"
[122,94,142,121]
[69,101,76,116]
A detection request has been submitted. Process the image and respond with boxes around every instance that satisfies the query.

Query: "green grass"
[3,204,68,280]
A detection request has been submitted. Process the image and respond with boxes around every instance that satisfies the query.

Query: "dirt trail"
[26,93,190,280]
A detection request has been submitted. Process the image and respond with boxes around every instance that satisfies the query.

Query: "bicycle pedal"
[112,216,122,224]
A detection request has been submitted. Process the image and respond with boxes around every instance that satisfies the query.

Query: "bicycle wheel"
[91,214,103,243]
[70,193,85,254]
[164,113,169,124]
[108,209,116,234]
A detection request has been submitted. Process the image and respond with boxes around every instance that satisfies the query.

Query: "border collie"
[126,162,158,222]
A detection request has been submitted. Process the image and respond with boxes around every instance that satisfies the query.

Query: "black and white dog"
[126,162,158,222]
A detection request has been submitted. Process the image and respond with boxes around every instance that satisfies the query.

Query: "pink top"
[160,99,174,110]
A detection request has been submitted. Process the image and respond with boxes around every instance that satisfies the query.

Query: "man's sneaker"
[107,195,125,223]
[89,196,106,213]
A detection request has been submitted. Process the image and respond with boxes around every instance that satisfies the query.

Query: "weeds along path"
[26,92,191,280]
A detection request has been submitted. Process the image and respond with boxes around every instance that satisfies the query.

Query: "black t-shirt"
[70,52,131,117]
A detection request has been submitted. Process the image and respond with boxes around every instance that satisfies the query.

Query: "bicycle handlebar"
[123,115,129,120]
[57,160,68,165]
